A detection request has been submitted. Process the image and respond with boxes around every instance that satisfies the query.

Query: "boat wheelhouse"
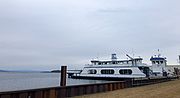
[150,55,167,76]
[71,54,150,80]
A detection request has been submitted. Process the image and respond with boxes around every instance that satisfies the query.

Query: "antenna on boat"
[179,55,180,64]
[126,54,133,60]
[126,54,135,66]
[157,49,161,57]
[111,53,117,61]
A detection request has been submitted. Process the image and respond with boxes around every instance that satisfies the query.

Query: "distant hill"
[0,69,57,73]
[0,70,8,72]
[51,70,61,73]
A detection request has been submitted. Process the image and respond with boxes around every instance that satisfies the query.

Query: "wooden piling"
[60,66,67,86]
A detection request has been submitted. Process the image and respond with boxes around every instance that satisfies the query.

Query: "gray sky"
[0,0,180,70]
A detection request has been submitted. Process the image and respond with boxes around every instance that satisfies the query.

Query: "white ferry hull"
[72,66,148,80]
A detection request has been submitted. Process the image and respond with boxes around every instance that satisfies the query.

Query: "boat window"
[88,69,97,74]
[160,61,163,64]
[156,61,159,64]
[120,62,123,64]
[152,61,155,64]
[101,69,114,74]
[93,63,96,65]
[98,62,101,65]
[119,69,132,75]
[136,60,140,63]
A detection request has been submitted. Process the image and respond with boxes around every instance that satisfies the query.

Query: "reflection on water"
[0,72,108,92]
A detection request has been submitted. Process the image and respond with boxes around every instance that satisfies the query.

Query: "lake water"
[0,72,109,92]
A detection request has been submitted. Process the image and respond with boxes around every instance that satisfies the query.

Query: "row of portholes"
[88,69,132,75]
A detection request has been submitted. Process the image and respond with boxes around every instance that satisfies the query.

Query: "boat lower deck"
[71,75,133,81]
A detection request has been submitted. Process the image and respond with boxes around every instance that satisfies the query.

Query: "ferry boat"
[71,54,151,80]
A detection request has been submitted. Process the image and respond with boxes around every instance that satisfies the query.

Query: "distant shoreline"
[0,70,51,73]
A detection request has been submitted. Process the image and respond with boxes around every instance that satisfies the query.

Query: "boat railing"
[85,64,93,66]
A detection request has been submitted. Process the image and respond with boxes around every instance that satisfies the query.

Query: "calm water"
[0,72,108,92]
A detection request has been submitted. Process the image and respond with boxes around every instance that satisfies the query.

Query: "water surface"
[0,72,108,92]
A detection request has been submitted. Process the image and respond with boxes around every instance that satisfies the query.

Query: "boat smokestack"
[111,53,117,61]
[179,55,180,64]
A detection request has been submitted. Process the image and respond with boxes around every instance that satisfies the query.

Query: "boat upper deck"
[91,58,144,66]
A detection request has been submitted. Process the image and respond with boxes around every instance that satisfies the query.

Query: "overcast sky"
[0,0,180,70]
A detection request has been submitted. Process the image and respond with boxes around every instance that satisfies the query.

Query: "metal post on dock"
[60,66,67,86]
